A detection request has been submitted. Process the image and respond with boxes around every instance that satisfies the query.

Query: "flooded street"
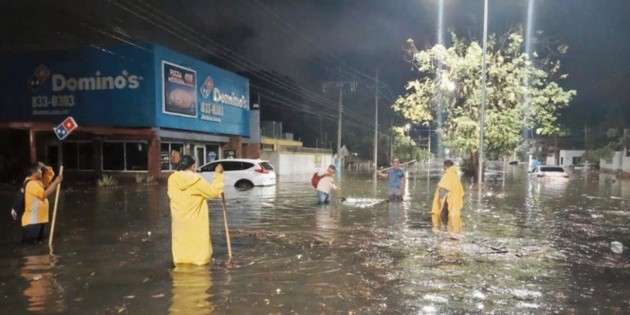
[1,165,629,314]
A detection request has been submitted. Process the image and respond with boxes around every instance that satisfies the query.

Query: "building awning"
[0,121,155,137]
[157,128,229,143]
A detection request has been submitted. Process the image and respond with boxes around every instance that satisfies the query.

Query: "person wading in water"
[431,159,464,233]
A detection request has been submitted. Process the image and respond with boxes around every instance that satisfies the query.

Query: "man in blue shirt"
[378,158,406,202]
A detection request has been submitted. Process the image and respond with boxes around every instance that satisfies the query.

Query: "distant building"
[259,120,332,175]
[600,151,624,172]
[601,147,630,177]
[558,150,585,168]
[0,44,260,179]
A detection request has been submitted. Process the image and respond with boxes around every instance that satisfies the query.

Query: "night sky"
[2,0,629,146]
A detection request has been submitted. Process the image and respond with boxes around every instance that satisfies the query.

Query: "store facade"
[0,44,258,179]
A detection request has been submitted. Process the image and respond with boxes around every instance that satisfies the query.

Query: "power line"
[44,0,393,134]
[242,0,402,95]
[113,0,378,127]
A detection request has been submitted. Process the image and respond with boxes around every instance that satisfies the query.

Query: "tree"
[393,30,576,179]
[590,128,625,163]
[391,126,426,163]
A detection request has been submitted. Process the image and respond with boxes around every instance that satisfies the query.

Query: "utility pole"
[323,68,356,171]
[337,83,343,162]
[427,126,431,181]
[428,127,431,159]
[373,69,379,183]
[584,125,588,164]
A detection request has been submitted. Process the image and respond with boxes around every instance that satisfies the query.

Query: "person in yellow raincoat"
[167,155,224,265]
[431,160,464,233]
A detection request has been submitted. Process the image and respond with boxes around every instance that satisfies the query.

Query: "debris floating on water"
[423,294,448,303]
[473,290,486,300]
[342,198,386,208]
[611,241,623,254]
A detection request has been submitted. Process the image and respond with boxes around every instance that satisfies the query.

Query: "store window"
[161,142,184,171]
[63,142,78,169]
[102,142,125,171]
[102,141,147,171]
[126,143,148,170]
[205,144,219,163]
[78,143,94,170]
[62,142,94,170]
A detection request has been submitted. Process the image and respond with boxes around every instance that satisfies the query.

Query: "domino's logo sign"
[29,64,50,92]
[53,117,79,140]
[200,75,214,99]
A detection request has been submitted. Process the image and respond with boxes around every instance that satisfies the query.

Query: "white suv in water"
[529,165,570,181]
[197,158,276,189]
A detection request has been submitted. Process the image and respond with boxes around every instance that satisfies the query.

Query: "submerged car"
[529,165,569,180]
[197,158,276,189]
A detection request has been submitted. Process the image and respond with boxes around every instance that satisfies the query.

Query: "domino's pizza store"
[0,45,260,181]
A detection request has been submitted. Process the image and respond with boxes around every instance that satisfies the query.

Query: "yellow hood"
[169,171,204,191]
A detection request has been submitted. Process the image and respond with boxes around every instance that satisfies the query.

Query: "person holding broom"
[378,158,406,202]
[167,155,224,265]
[11,162,63,243]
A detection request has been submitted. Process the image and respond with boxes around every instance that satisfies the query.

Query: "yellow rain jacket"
[431,165,465,218]
[168,171,223,265]
[22,167,55,227]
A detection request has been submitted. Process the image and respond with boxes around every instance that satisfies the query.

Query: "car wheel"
[235,180,254,190]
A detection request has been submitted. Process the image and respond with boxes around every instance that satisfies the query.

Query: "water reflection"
[169,265,213,315]
[315,206,336,241]
[219,185,277,229]
[598,173,630,200]
[528,177,568,196]
[388,202,404,230]
[1,165,629,313]
[19,254,65,312]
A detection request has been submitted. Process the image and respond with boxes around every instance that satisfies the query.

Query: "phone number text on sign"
[32,95,76,108]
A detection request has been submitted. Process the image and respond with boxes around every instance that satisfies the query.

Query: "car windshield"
[540,167,565,172]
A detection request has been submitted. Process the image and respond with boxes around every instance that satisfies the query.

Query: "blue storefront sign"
[0,46,155,127]
[0,44,250,137]
[153,45,249,136]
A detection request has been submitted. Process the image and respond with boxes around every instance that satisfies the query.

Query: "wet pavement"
[1,165,629,314]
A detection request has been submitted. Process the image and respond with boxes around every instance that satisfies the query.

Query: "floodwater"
[1,165,629,314]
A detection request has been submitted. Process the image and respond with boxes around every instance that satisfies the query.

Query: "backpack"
[10,179,30,221]
[311,172,323,188]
